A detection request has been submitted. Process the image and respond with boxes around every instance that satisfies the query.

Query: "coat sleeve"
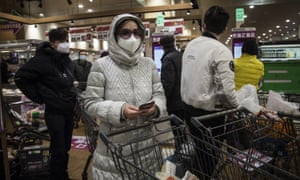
[83,61,126,127]
[14,58,44,104]
[214,49,238,108]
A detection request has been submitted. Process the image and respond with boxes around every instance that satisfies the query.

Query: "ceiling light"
[285,19,290,23]
[268,29,272,33]
[276,25,280,28]
[258,36,261,39]
[39,13,44,17]
[186,10,191,15]
[285,26,288,28]
[249,5,254,9]
[192,27,196,31]
[243,15,247,18]
[292,22,296,25]
[190,0,199,9]
[89,0,93,2]
[78,4,84,8]
[87,9,93,12]
[262,33,266,36]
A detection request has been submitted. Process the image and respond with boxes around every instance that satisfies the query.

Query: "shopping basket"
[100,115,198,180]
[190,108,300,180]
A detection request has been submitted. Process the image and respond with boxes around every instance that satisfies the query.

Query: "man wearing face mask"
[14,28,77,180]
[72,51,92,91]
[83,13,166,180]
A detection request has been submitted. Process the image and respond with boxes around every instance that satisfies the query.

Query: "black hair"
[100,51,109,57]
[204,5,230,35]
[159,35,175,49]
[242,39,258,55]
[48,28,68,42]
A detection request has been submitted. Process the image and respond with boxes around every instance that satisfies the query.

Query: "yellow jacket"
[234,54,264,90]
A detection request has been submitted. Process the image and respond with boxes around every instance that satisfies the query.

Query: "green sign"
[156,14,164,27]
[235,8,244,22]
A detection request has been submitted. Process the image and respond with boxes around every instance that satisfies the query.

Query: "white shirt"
[181,36,238,111]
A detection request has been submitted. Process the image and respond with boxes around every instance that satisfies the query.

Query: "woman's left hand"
[139,104,156,117]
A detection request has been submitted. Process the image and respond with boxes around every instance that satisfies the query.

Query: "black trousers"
[44,109,74,180]
[184,104,225,180]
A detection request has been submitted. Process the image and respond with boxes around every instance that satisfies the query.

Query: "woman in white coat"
[83,13,167,179]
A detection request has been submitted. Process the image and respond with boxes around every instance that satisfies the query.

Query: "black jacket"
[72,59,92,91]
[14,41,77,113]
[160,47,184,113]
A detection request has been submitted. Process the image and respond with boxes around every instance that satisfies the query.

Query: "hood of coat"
[108,13,145,67]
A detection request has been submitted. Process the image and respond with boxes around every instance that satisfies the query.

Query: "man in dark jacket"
[160,35,185,149]
[14,28,77,180]
[72,50,92,91]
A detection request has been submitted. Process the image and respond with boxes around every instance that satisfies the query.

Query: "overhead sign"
[235,8,244,22]
[156,14,165,27]
[0,22,24,34]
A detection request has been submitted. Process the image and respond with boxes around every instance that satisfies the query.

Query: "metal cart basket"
[100,115,197,180]
[190,108,300,180]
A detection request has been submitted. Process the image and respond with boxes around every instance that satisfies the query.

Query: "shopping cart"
[258,91,300,137]
[74,95,99,180]
[100,115,198,180]
[190,108,300,180]
[4,100,50,178]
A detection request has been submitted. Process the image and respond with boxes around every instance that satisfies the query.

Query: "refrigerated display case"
[259,41,300,93]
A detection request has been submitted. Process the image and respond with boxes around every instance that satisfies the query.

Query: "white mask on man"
[57,42,70,54]
[117,35,141,53]
[79,55,87,61]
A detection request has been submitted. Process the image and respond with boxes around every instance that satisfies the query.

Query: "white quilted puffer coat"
[83,13,167,180]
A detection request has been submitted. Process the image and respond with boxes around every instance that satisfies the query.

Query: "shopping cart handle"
[99,115,181,145]
[9,100,34,106]
[192,108,240,122]
[277,111,300,119]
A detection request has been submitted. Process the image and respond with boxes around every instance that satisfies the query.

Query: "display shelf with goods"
[258,41,300,94]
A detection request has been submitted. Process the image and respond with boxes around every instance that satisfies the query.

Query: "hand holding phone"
[139,100,155,110]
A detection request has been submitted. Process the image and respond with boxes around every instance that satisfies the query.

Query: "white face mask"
[57,42,70,54]
[79,55,87,61]
[117,35,141,53]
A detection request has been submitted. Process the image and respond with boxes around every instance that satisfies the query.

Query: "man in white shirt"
[181,5,238,179]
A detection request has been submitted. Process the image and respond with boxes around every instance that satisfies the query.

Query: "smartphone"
[139,100,155,110]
